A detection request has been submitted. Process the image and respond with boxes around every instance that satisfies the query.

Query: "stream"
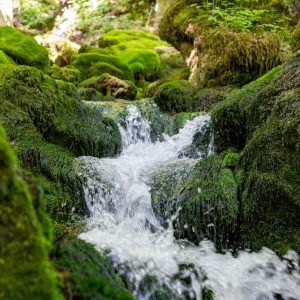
[77,104,300,300]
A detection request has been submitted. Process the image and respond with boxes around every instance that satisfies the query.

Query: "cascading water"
[77,104,300,300]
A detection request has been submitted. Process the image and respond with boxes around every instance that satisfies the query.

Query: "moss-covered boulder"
[0,123,61,300]
[50,65,80,83]
[0,49,15,64]
[52,239,134,300]
[158,1,282,87]
[291,21,300,52]
[98,30,166,80]
[153,80,195,113]
[211,53,300,253]
[79,73,137,100]
[151,154,239,250]
[71,52,134,81]
[77,87,104,101]
[0,26,50,70]
[153,80,228,113]
[0,64,121,218]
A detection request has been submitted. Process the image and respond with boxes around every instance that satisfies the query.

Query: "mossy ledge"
[0,64,122,219]
[0,123,61,300]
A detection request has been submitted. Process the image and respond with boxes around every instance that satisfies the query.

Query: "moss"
[0,124,61,300]
[0,50,15,64]
[159,1,283,87]
[78,87,104,102]
[211,54,300,254]
[153,80,195,113]
[71,52,134,81]
[50,65,80,83]
[0,26,50,71]
[291,21,300,51]
[151,154,239,250]
[98,30,166,80]
[52,238,134,300]
[79,74,137,100]
[0,64,122,219]
[212,65,283,152]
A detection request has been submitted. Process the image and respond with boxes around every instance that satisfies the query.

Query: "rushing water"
[77,105,300,300]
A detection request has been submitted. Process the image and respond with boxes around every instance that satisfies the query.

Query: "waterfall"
[77,104,300,300]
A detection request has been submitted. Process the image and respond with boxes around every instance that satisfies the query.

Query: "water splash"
[78,105,300,300]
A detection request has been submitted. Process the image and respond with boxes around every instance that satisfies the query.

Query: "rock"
[35,33,80,66]
[158,1,282,87]
[0,123,60,299]
[291,20,300,52]
[151,154,239,250]
[79,73,137,100]
[0,26,50,71]
[52,238,134,300]
[71,52,134,81]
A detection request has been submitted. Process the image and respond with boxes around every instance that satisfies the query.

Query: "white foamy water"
[78,105,300,300]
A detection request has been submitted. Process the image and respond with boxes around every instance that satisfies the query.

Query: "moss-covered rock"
[291,20,300,52]
[0,64,122,218]
[79,73,137,100]
[153,80,195,113]
[77,87,104,102]
[0,49,15,64]
[0,123,61,300]
[211,53,300,253]
[151,154,239,250]
[52,238,134,300]
[71,52,134,81]
[98,30,166,80]
[50,65,80,83]
[158,1,282,87]
[0,26,50,70]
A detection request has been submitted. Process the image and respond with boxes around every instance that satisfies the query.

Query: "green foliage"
[74,0,155,44]
[0,124,61,300]
[0,26,50,71]
[52,238,134,300]
[18,0,59,31]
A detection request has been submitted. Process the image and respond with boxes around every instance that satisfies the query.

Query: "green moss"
[159,1,283,87]
[78,87,104,101]
[212,65,283,152]
[79,74,137,100]
[0,64,122,220]
[0,124,61,300]
[291,21,300,51]
[0,50,15,64]
[50,65,80,83]
[153,80,195,113]
[211,54,300,253]
[52,238,134,300]
[98,30,166,80]
[71,52,134,81]
[0,26,50,71]
[152,154,239,250]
